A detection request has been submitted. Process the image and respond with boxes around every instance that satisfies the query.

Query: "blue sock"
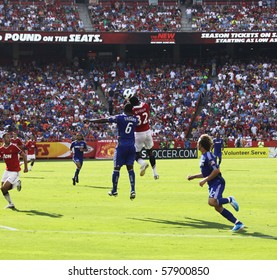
[220,208,237,224]
[74,168,80,179]
[217,198,229,205]
[128,169,135,192]
[112,170,120,192]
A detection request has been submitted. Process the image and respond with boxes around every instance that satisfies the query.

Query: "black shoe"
[130,191,136,200]
[72,178,76,185]
[76,177,79,183]
[5,204,16,210]
[108,191,118,197]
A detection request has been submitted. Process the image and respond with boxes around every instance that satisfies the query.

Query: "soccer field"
[0,158,276,260]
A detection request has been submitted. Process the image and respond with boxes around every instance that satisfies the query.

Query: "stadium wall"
[35,141,277,159]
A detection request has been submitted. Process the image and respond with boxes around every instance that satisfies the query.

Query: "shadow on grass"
[132,217,277,240]
[21,177,45,179]
[13,209,63,218]
[132,217,230,230]
[81,185,111,190]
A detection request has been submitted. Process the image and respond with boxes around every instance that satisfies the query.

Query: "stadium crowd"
[0,62,107,141]
[0,1,276,32]
[0,57,276,147]
[88,2,182,32]
[190,3,277,32]
[190,59,277,144]
[0,2,84,32]
[99,58,277,145]
[0,1,276,147]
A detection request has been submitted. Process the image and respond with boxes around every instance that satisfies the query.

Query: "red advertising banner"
[1,31,276,45]
[95,140,117,159]
[36,141,97,159]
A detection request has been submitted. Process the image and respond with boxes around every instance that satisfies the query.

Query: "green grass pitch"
[0,158,276,260]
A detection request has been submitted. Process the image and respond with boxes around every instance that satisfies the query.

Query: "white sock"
[4,193,13,204]
[12,180,20,189]
[137,158,146,167]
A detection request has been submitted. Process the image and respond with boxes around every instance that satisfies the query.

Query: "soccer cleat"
[230,196,239,211]
[5,204,15,210]
[154,174,159,180]
[17,180,22,192]
[140,163,149,176]
[72,178,76,186]
[232,222,245,232]
[76,177,79,183]
[130,191,136,200]
[108,191,118,197]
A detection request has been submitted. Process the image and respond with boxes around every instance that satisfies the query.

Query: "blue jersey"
[213,137,224,156]
[109,113,138,167]
[70,140,87,162]
[109,114,138,147]
[200,151,223,187]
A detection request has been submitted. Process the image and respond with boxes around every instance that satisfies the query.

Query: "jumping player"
[87,103,138,200]
[70,133,88,185]
[0,132,28,209]
[187,134,244,232]
[129,96,159,180]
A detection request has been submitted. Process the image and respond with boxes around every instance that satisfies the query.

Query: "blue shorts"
[73,157,83,166]
[208,177,225,199]
[214,152,222,158]
[114,145,136,168]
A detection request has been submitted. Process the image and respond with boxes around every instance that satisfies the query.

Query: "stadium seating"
[0,2,84,32]
[0,1,276,146]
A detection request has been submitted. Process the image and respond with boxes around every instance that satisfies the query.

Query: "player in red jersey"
[25,135,37,171]
[10,131,24,151]
[0,133,28,209]
[129,96,159,180]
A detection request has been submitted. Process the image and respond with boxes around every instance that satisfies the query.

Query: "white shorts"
[135,130,154,152]
[27,154,36,161]
[2,170,20,187]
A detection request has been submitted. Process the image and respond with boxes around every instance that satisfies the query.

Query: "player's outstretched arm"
[187,173,203,180]
[84,118,109,124]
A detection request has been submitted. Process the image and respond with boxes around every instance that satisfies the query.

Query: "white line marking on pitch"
[0,225,18,231]
[12,229,273,239]
[1,227,274,240]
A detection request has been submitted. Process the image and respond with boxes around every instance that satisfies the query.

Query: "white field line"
[0,225,18,231]
[0,227,273,239]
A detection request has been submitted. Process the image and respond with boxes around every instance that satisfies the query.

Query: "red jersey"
[11,137,23,148]
[0,144,21,172]
[132,102,151,132]
[25,140,37,155]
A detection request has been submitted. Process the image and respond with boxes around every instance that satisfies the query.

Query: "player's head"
[129,96,139,106]
[76,133,83,140]
[124,103,133,115]
[197,134,213,151]
[2,132,11,143]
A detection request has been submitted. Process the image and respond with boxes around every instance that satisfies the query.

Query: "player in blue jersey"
[88,103,138,200]
[213,132,224,166]
[187,134,244,232]
[70,133,88,185]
